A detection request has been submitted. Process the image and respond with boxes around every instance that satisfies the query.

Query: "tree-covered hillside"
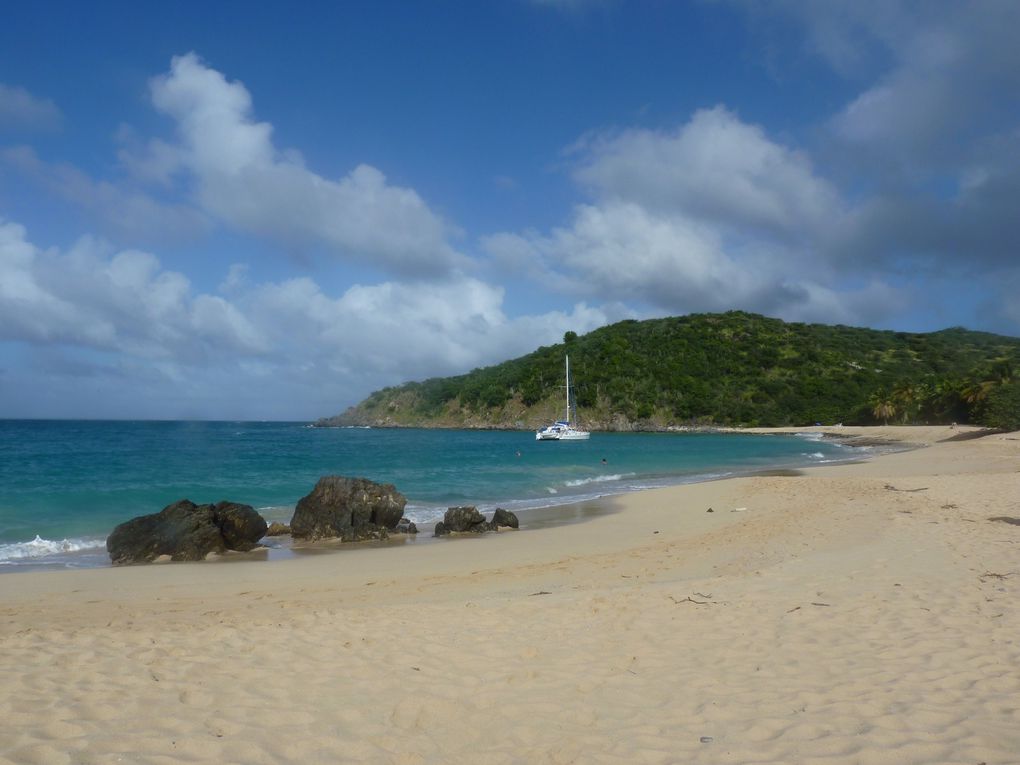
[317,312,1020,430]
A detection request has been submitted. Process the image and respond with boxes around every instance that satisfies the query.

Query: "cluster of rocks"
[106,500,268,565]
[434,506,519,536]
[107,475,521,565]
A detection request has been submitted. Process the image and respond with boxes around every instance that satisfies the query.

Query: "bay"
[0,420,855,571]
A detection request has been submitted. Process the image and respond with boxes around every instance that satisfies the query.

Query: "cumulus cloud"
[573,106,843,243]
[131,53,465,278]
[0,83,61,131]
[485,107,883,326]
[0,219,260,357]
[248,274,609,390]
[0,218,609,418]
[483,5,1020,335]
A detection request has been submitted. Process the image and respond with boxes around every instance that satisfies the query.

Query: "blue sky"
[2,1,1019,420]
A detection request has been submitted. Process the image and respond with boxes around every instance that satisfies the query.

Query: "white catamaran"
[535,355,590,441]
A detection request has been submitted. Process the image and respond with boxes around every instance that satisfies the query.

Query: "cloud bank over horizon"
[1,2,1018,419]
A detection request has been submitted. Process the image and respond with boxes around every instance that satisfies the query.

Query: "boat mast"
[565,355,571,424]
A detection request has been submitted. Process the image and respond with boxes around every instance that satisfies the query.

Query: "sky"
[2,1,1019,420]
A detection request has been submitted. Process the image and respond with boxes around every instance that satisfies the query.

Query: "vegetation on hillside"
[320,312,1020,430]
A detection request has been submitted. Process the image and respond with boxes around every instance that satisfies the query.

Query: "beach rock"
[443,506,490,532]
[290,476,407,541]
[393,517,419,534]
[492,508,519,529]
[264,522,292,537]
[214,501,268,551]
[433,506,518,536]
[107,499,267,565]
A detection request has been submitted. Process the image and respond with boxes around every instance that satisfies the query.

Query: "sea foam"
[0,535,106,564]
[564,472,636,488]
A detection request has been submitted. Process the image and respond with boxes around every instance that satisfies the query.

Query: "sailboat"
[535,355,591,441]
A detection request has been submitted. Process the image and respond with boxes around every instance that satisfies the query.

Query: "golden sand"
[2,426,1018,764]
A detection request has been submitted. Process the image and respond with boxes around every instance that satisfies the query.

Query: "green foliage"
[979,381,1020,430]
[340,312,1020,428]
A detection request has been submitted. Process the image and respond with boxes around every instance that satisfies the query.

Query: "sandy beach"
[1,425,1018,764]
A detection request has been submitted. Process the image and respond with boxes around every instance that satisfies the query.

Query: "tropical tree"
[962,360,1016,421]
[981,380,1020,430]
[891,382,920,423]
[870,394,897,425]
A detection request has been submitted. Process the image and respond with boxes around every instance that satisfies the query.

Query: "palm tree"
[962,378,996,406]
[870,394,897,425]
[962,361,1015,415]
[891,382,920,424]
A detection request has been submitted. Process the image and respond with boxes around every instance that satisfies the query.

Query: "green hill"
[317,312,1020,430]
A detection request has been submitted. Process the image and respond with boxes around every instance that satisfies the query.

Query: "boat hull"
[535,423,590,441]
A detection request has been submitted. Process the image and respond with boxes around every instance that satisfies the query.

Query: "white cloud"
[0,218,611,418]
[485,107,883,325]
[0,220,84,343]
[246,274,609,387]
[0,83,61,131]
[138,53,465,278]
[573,107,843,241]
[484,200,894,327]
[0,219,262,357]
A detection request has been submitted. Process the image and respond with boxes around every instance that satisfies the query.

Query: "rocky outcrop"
[215,501,268,550]
[442,506,488,532]
[492,507,520,529]
[290,476,407,542]
[264,522,292,536]
[107,500,268,565]
[434,506,519,536]
[394,517,419,535]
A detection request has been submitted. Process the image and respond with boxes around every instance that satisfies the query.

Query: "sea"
[0,420,861,572]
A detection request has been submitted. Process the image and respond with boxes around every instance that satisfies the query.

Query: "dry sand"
[1,426,1018,764]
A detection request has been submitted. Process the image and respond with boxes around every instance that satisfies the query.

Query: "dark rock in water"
[394,517,418,535]
[214,501,268,551]
[434,506,517,536]
[107,499,267,565]
[443,506,490,532]
[492,508,519,529]
[264,522,292,537]
[290,476,407,541]
[343,526,389,541]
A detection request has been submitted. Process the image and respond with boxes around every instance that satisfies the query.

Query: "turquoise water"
[0,420,855,571]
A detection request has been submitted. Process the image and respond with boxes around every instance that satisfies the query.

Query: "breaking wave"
[0,535,106,564]
[563,472,636,488]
